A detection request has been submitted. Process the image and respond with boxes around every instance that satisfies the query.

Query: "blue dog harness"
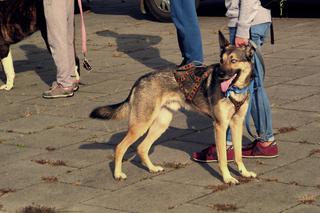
[225,85,250,98]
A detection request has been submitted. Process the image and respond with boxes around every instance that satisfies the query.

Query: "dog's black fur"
[0,0,49,59]
[0,0,83,71]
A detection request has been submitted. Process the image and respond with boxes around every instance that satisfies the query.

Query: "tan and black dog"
[90,32,257,184]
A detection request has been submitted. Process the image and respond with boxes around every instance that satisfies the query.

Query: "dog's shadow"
[1,44,56,86]
[96,30,176,70]
[80,109,253,181]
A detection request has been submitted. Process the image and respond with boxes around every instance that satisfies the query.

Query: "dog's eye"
[220,58,224,64]
[230,59,238,64]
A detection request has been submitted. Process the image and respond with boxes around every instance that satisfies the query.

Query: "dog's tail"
[90,99,129,120]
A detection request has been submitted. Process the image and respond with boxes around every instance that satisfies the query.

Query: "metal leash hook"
[83,54,92,72]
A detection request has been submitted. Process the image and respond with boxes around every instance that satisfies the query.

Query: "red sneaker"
[192,145,234,163]
[242,140,279,158]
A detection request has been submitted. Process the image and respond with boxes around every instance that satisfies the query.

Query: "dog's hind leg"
[0,48,15,91]
[137,107,173,173]
[114,123,150,180]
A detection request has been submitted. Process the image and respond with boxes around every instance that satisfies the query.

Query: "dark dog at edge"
[0,0,80,90]
[90,32,257,184]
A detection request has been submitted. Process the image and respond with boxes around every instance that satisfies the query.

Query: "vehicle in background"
[140,0,200,22]
[139,0,320,22]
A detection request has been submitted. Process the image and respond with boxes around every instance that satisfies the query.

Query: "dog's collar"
[224,85,249,98]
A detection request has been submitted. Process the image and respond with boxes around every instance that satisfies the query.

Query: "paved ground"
[0,0,319,212]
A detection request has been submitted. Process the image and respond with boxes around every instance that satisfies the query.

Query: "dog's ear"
[245,41,256,60]
[218,31,230,52]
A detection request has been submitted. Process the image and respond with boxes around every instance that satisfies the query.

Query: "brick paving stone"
[131,140,208,165]
[0,144,44,168]
[283,205,320,213]
[0,131,24,142]
[2,127,105,149]
[266,64,319,82]
[33,143,114,169]
[0,159,76,190]
[296,55,320,66]
[154,163,225,187]
[0,103,43,122]
[83,179,212,213]
[190,181,320,213]
[286,73,320,87]
[268,84,319,107]
[58,161,163,192]
[163,203,232,213]
[271,108,319,130]
[61,204,125,213]
[0,183,103,212]
[277,121,320,144]
[279,94,320,113]
[262,156,320,187]
[0,115,79,134]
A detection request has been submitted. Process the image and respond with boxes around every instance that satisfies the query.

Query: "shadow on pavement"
[0,44,56,86]
[79,128,224,182]
[96,29,176,69]
[79,109,254,181]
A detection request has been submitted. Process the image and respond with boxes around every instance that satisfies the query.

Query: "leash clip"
[83,55,92,72]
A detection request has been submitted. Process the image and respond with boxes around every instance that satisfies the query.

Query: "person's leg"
[170,0,203,64]
[43,0,74,87]
[228,27,236,44]
[242,23,278,158]
[249,23,274,143]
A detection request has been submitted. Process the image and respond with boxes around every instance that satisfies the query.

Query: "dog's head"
[217,31,255,92]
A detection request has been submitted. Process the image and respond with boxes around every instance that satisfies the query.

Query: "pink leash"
[77,0,92,71]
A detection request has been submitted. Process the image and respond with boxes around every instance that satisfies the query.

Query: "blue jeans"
[226,23,274,144]
[170,0,203,64]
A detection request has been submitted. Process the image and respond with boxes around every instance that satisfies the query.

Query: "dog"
[90,31,257,184]
[0,0,80,91]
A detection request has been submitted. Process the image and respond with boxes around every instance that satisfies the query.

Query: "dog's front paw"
[223,175,239,185]
[240,170,257,178]
[114,172,127,181]
[0,84,13,91]
[149,165,164,173]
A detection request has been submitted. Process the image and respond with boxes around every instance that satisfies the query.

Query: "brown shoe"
[42,82,74,99]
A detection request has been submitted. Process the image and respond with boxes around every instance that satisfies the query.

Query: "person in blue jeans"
[170,0,203,66]
[189,0,279,162]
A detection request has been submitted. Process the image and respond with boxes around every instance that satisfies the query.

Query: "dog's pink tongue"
[220,74,237,93]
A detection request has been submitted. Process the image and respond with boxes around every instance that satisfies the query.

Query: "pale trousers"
[43,0,75,87]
